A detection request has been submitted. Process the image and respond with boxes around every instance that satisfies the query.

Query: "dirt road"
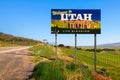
[0,46,34,80]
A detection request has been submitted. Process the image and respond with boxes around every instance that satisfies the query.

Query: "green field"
[60,47,120,80]
[30,45,120,80]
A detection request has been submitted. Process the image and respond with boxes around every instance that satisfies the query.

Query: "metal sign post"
[94,34,97,72]
[55,32,58,60]
[74,34,77,64]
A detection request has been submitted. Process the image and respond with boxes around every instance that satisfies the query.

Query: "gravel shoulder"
[0,46,35,80]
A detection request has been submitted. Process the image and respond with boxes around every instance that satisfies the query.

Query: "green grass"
[30,45,120,80]
[30,45,94,80]
[31,61,94,80]
[60,47,120,80]
[32,61,65,80]
[29,45,55,62]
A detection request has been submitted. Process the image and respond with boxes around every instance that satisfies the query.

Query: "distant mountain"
[0,32,42,46]
[99,42,120,47]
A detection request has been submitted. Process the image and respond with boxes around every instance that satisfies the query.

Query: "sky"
[0,0,120,46]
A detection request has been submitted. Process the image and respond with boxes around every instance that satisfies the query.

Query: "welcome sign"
[51,9,101,34]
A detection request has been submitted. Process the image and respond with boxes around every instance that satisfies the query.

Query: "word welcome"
[61,14,92,21]
[52,10,72,15]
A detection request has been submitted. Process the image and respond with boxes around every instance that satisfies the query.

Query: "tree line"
[58,44,120,52]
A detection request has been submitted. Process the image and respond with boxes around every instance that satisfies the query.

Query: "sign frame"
[51,9,101,34]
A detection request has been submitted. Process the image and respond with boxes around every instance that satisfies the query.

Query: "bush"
[101,67,107,72]
[102,48,115,52]
[66,46,71,48]
[66,63,77,71]
[86,49,94,52]
[97,67,110,77]
[58,44,65,47]
[77,47,82,50]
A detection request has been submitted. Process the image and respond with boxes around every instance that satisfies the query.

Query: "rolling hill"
[99,42,120,48]
[0,32,42,46]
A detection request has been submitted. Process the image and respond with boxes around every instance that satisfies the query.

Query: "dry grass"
[92,71,112,80]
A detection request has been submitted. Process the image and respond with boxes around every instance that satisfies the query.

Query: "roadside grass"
[29,45,94,80]
[29,45,54,63]
[60,47,120,80]
[30,45,120,80]
[31,60,94,80]
[0,41,19,47]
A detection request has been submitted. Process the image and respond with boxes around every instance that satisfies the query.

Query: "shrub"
[66,63,78,71]
[77,47,82,50]
[101,67,107,72]
[97,67,110,77]
[66,46,71,49]
[58,44,65,47]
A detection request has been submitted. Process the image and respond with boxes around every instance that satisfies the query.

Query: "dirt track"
[0,47,34,80]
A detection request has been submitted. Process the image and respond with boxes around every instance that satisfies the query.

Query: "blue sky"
[0,0,120,46]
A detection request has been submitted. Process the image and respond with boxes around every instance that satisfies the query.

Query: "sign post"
[55,31,58,60]
[74,34,77,64]
[94,34,97,72]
